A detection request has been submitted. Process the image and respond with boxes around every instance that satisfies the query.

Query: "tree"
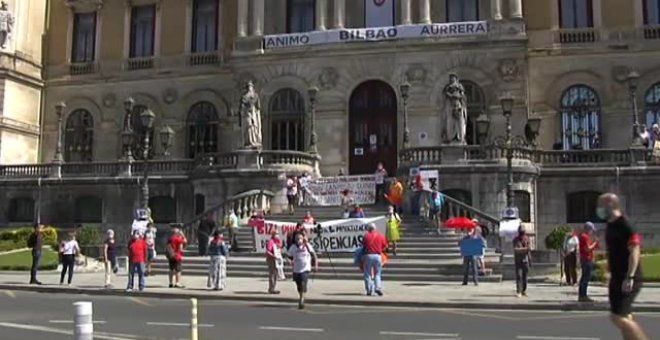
[545,225,572,286]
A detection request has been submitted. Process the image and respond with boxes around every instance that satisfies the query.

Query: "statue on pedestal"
[238,81,262,149]
[441,74,468,144]
[0,1,14,49]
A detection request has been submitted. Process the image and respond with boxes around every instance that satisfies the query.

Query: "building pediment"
[65,0,103,12]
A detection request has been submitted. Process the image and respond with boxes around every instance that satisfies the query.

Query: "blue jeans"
[30,250,41,283]
[462,256,478,285]
[579,261,594,298]
[363,254,383,294]
[127,262,145,290]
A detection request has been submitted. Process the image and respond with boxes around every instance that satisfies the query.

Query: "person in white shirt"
[298,172,310,206]
[563,230,580,286]
[59,232,80,285]
[145,224,157,276]
[286,176,298,215]
[286,233,318,309]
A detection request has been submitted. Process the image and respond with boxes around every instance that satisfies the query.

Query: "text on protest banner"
[252,217,387,253]
[305,175,376,206]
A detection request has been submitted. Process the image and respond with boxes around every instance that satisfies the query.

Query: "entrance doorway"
[349,80,398,175]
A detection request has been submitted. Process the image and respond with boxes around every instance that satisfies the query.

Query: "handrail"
[442,194,500,227]
[183,189,275,228]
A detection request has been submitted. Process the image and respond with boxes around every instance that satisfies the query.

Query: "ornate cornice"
[0,116,40,136]
[64,0,104,12]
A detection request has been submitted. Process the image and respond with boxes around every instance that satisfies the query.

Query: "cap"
[584,221,596,231]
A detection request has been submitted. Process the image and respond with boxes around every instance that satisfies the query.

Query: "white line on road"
[259,326,325,333]
[49,320,107,324]
[146,322,214,328]
[0,322,132,340]
[516,336,600,340]
[380,331,460,337]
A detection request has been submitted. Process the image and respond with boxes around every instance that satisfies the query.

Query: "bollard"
[191,298,198,340]
[73,301,93,340]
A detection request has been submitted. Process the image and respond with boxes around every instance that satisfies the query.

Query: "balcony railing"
[643,25,660,40]
[125,57,155,71]
[187,52,221,66]
[69,62,97,76]
[555,28,599,44]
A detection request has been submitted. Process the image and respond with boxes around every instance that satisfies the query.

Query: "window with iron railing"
[461,80,486,146]
[65,109,94,162]
[645,83,660,128]
[269,88,306,151]
[560,85,601,150]
[187,101,219,159]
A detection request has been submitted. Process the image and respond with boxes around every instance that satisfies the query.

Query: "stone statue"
[0,1,13,49]
[442,74,468,144]
[238,81,262,149]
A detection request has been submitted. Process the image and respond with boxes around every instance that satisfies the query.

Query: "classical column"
[237,0,248,37]
[333,0,345,29]
[400,0,412,25]
[251,0,265,36]
[492,0,503,20]
[316,0,327,30]
[509,0,523,19]
[419,0,431,24]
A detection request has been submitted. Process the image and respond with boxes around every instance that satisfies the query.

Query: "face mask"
[596,207,609,220]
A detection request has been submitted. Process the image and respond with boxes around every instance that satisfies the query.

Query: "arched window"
[644,83,660,128]
[440,189,472,220]
[269,88,305,151]
[8,197,35,223]
[131,105,155,160]
[514,190,531,222]
[461,80,486,145]
[74,195,103,223]
[149,196,177,223]
[64,109,94,162]
[560,85,601,150]
[187,102,219,159]
[446,0,479,22]
[566,191,602,223]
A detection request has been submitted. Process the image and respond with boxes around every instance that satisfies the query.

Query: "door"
[349,80,398,175]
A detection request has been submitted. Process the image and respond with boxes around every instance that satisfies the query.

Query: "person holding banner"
[265,230,284,294]
[385,206,402,256]
[362,223,388,296]
[286,232,318,309]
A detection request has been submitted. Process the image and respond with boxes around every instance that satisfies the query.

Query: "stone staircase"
[152,205,503,282]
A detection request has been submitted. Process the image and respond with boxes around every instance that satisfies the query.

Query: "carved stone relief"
[498,59,518,81]
[162,88,178,104]
[318,67,339,90]
[405,64,427,84]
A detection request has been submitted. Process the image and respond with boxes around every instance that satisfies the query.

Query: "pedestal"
[629,146,649,165]
[235,149,262,169]
[119,159,133,177]
[50,161,62,178]
[439,144,468,163]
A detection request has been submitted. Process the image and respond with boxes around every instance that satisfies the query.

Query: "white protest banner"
[263,21,488,49]
[305,175,376,206]
[253,217,387,253]
[419,170,439,191]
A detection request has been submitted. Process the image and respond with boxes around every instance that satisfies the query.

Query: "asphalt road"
[0,290,658,340]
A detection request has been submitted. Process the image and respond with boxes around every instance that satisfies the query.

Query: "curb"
[2,284,660,313]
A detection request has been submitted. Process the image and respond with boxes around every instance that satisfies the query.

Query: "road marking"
[259,326,325,333]
[49,320,107,324]
[380,331,460,337]
[3,290,15,298]
[146,322,214,328]
[0,322,132,340]
[128,296,152,306]
[516,336,600,340]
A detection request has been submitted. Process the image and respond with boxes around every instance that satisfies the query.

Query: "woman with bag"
[286,232,318,309]
[59,232,80,286]
[207,231,229,291]
[103,229,118,288]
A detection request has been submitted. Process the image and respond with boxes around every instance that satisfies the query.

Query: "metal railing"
[554,28,599,44]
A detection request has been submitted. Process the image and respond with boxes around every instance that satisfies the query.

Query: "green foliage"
[76,226,102,246]
[544,225,572,251]
[0,226,59,252]
[0,249,59,271]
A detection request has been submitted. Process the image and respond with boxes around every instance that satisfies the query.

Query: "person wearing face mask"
[286,233,318,309]
[513,225,531,297]
[385,206,401,256]
[598,193,648,340]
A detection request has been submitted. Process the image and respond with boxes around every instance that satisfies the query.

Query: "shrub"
[76,226,102,247]
[544,226,572,252]
[0,226,60,252]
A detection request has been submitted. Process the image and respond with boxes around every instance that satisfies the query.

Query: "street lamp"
[399,81,411,148]
[53,102,66,163]
[160,125,175,157]
[627,71,643,147]
[475,113,490,145]
[138,108,156,210]
[122,97,135,161]
[500,94,515,208]
[308,86,319,154]
[525,116,542,148]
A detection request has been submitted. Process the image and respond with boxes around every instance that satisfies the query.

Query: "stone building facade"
[2,0,660,248]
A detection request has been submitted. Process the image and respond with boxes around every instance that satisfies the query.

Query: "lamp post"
[122,97,135,161]
[399,81,411,148]
[525,116,542,148]
[627,71,643,147]
[308,86,319,154]
[475,113,490,146]
[53,102,66,163]
[139,108,156,210]
[500,94,515,208]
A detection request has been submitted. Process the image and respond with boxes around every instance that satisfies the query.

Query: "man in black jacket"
[28,224,44,285]
[197,214,216,256]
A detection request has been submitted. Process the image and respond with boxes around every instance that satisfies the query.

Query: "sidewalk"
[1,271,660,312]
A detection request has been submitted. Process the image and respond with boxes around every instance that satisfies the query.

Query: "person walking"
[385,206,401,256]
[126,232,148,292]
[103,229,118,288]
[362,223,388,296]
[563,228,579,286]
[428,191,444,221]
[598,193,649,340]
[27,224,44,285]
[265,230,283,294]
[167,227,187,288]
[224,209,239,251]
[286,232,318,309]
[197,214,215,256]
[145,223,157,276]
[578,222,599,302]
[513,225,531,297]
[59,232,80,286]
[207,231,229,291]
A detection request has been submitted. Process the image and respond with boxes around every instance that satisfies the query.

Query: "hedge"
[0,227,59,252]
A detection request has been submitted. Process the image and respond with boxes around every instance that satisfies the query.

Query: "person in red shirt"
[362,223,388,296]
[167,227,188,288]
[302,211,315,225]
[578,221,599,302]
[127,232,148,292]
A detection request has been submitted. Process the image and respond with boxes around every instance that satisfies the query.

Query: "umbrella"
[443,217,477,229]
